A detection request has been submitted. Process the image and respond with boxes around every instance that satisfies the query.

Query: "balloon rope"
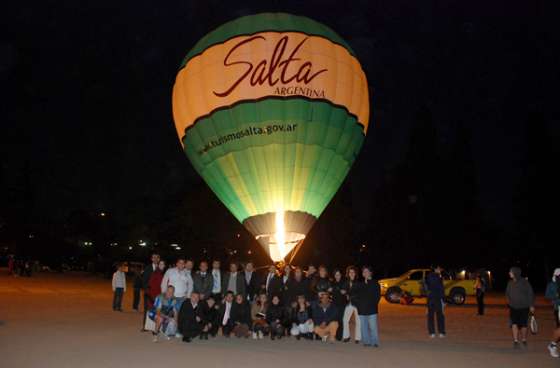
[287,239,305,264]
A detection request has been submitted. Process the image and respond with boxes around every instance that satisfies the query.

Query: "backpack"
[545,281,559,301]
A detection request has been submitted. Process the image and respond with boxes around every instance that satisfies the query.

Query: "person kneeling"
[267,295,287,340]
[178,292,205,343]
[231,294,252,338]
[150,285,178,342]
[312,292,339,343]
[290,295,314,340]
[202,296,220,338]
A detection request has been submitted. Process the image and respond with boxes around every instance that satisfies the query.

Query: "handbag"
[529,313,538,335]
[144,316,156,332]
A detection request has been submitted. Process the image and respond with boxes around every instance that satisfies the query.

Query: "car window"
[408,271,424,281]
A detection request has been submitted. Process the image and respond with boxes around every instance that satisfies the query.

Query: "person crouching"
[290,294,314,340]
[312,292,339,343]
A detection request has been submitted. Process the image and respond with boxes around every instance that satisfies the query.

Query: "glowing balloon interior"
[172,13,370,262]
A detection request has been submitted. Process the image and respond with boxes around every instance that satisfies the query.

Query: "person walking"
[112,264,126,311]
[474,273,487,316]
[425,266,446,338]
[506,266,535,349]
[355,265,380,347]
[545,268,560,328]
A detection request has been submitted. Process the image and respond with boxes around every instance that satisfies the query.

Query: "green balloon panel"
[182,98,365,223]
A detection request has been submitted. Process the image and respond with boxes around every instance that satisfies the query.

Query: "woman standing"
[331,269,346,341]
[147,260,166,309]
[474,273,487,316]
[342,266,361,343]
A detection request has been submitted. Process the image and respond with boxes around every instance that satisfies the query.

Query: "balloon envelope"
[172,13,370,261]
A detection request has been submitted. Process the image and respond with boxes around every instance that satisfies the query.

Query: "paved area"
[0,271,557,367]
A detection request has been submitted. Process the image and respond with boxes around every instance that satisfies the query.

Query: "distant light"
[139,241,147,247]
[236,233,240,238]
[128,246,133,250]
[110,242,118,247]
[361,244,366,248]
[247,250,252,255]
[176,246,182,250]
[170,243,178,248]
[99,212,106,217]
[28,234,34,239]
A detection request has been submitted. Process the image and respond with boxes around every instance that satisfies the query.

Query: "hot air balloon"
[172,13,370,263]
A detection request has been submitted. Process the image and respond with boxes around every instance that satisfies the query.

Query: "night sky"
[1,1,558,280]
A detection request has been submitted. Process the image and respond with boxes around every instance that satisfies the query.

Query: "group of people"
[117,254,383,346]
[112,255,560,358]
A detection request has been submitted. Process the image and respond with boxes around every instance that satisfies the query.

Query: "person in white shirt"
[185,259,194,277]
[161,258,193,306]
[112,264,126,311]
[211,260,223,301]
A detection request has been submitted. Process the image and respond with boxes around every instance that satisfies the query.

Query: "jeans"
[427,299,446,334]
[112,288,124,310]
[359,314,379,346]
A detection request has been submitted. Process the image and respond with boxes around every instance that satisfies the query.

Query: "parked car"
[379,268,476,305]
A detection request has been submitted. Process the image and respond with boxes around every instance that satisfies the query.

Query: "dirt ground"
[0,271,557,368]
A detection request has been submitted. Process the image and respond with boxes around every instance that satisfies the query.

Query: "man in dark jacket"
[355,266,381,347]
[193,261,214,300]
[178,292,205,342]
[312,293,339,343]
[425,266,446,338]
[243,261,260,302]
[222,262,246,298]
[263,265,283,298]
[285,267,310,304]
[506,266,535,349]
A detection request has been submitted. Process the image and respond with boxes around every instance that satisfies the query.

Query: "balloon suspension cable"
[287,239,305,265]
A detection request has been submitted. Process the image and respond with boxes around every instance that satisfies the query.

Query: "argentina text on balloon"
[213,35,327,98]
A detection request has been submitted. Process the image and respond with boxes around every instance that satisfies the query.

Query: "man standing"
[193,261,213,300]
[141,253,160,330]
[112,263,126,311]
[161,258,192,337]
[244,261,260,302]
[312,292,339,343]
[178,292,205,342]
[506,267,535,349]
[355,266,381,347]
[211,260,223,302]
[425,266,446,338]
[222,262,246,298]
[264,265,282,298]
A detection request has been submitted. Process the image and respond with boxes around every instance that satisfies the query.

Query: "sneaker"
[430,334,436,338]
[252,332,258,340]
[175,332,183,339]
[439,333,446,338]
[258,331,263,340]
[548,343,559,358]
[322,335,328,343]
[355,340,360,344]
[152,333,158,343]
[513,341,520,349]
[343,338,350,343]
